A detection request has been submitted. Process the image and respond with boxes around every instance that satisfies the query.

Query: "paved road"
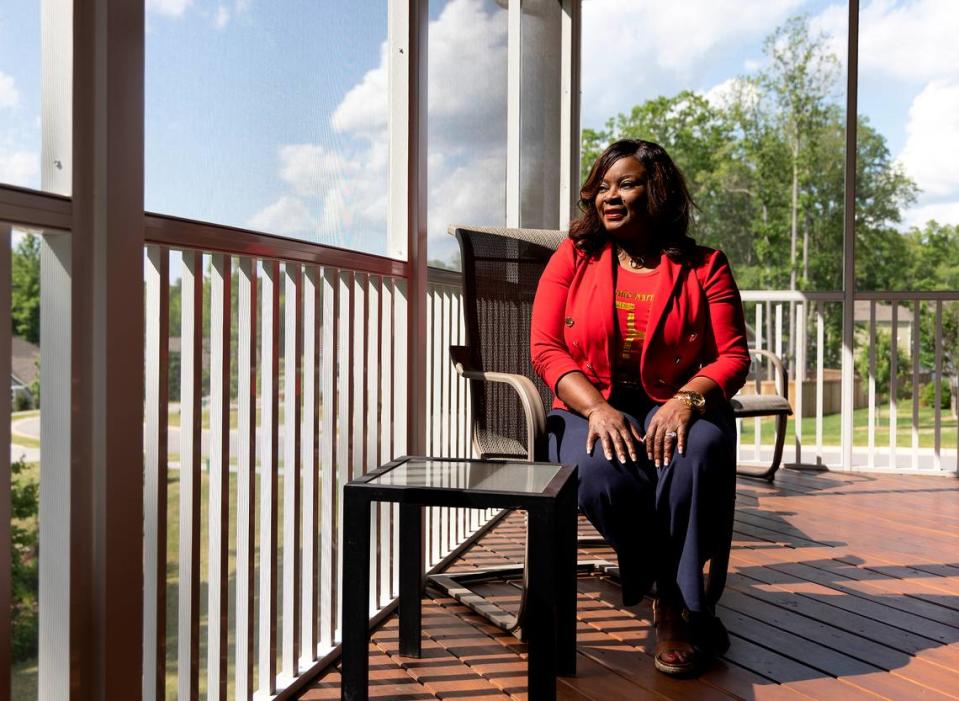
[11,415,41,464]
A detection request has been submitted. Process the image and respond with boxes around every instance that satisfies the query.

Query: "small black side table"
[341,456,578,701]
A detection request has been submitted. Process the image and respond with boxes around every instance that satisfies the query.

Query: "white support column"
[840,0,859,471]
[506,0,522,227]
[38,231,71,701]
[65,0,146,696]
[38,0,72,697]
[560,0,581,230]
[42,0,72,196]
[390,0,429,455]
[508,0,563,229]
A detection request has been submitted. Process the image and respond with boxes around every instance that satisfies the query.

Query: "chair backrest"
[451,225,566,460]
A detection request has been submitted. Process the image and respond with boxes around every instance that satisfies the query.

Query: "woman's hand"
[645,399,696,468]
[585,403,644,463]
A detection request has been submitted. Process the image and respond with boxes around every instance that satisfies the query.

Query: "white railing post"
[178,251,203,701]
[301,265,319,666]
[236,256,257,700]
[258,260,280,695]
[282,262,302,680]
[208,253,232,699]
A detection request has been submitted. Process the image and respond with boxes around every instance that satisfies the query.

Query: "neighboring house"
[853,300,915,349]
[11,335,40,409]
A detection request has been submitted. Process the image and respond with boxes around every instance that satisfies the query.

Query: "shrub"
[919,381,952,409]
[10,459,39,662]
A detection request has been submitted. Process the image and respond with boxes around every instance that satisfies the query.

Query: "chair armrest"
[749,348,788,400]
[450,345,547,461]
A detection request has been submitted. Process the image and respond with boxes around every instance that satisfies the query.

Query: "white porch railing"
[140,220,493,700]
[7,211,957,700]
[740,291,959,474]
[138,263,959,699]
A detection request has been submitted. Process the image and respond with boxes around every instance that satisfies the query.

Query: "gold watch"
[673,390,706,415]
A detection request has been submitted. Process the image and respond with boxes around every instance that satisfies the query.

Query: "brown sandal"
[652,597,700,676]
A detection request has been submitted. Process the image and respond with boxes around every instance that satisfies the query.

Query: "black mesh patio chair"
[731,349,793,481]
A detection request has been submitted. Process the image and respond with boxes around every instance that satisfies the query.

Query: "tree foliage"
[10,458,39,662]
[579,15,932,294]
[11,234,41,344]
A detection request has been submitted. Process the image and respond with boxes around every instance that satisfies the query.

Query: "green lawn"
[738,404,958,448]
[167,406,240,430]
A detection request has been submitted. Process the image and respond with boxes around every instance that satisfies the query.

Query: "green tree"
[903,221,959,291]
[11,234,41,344]
[757,15,840,290]
[580,15,921,294]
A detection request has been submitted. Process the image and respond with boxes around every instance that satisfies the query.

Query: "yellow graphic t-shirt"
[614,268,659,385]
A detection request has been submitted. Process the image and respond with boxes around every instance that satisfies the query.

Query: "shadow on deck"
[301,469,959,700]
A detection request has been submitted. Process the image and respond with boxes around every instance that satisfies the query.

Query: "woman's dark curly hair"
[570,139,696,260]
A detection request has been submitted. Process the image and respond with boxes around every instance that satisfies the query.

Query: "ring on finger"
[664,430,678,440]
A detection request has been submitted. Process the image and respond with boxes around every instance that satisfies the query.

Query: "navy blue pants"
[547,388,736,613]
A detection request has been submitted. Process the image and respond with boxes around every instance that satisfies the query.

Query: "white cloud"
[0,71,20,109]
[0,150,39,188]
[901,200,959,229]
[330,42,389,139]
[428,148,507,253]
[332,0,507,153]
[814,0,959,83]
[250,0,508,259]
[278,143,353,197]
[248,195,316,237]
[857,0,959,83]
[704,77,759,110]
[214,5,230,29]
[581,0,803,127]
[899,80,959,197]
[146,0,192,17]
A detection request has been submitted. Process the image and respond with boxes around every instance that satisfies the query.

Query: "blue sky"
[1,0,957,264]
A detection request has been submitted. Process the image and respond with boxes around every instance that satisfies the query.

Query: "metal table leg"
[526,504,557,701]
[556,481,578,676]
[341,489,371,701]
[399,503,423,657]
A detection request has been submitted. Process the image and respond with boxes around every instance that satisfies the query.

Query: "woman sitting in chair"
[531,139,750,676]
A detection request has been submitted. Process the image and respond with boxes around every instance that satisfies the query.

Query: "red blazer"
[531,238,751,410]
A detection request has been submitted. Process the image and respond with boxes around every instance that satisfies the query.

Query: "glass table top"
[368,458,564,494]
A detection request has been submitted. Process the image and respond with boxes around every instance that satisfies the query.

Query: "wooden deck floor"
[300,469,959,700]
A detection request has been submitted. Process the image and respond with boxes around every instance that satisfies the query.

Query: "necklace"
[617,245,653,270]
